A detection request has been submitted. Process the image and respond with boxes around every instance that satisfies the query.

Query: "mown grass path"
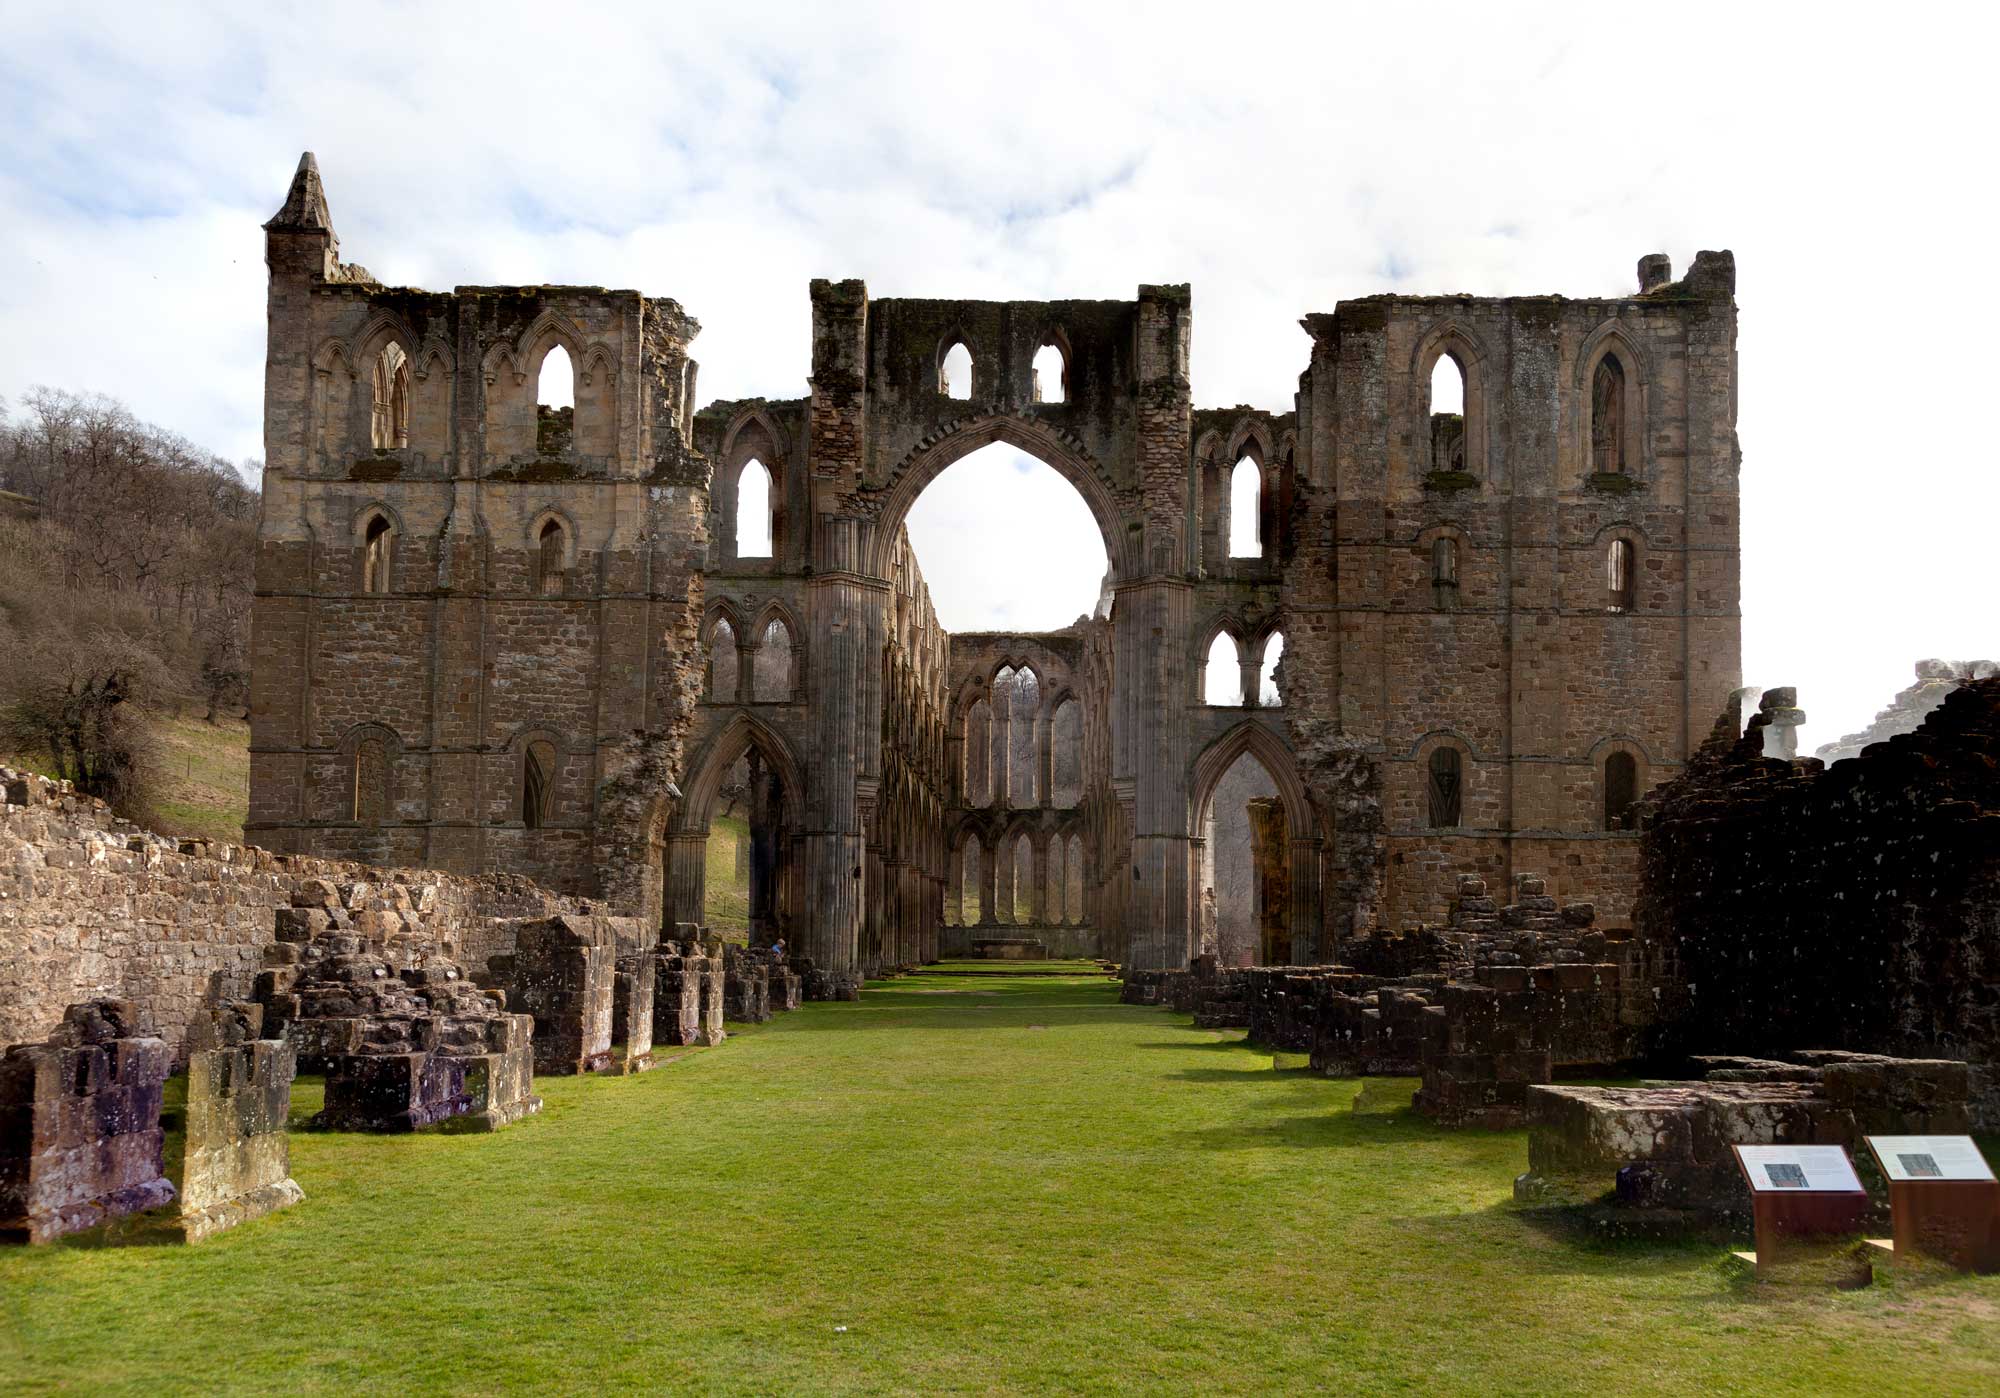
[4,969,1997,1395]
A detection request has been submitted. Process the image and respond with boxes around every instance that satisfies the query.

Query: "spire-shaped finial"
[264,151,334,234]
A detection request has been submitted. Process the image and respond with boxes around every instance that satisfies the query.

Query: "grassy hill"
[3,709,250,844]
[705,812,751,938]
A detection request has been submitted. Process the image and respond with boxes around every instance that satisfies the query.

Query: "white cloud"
[0,1,1994,749]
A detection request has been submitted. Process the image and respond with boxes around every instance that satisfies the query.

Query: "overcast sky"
[1,2,1992,751]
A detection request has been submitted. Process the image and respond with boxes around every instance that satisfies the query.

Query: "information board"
[1866,1135,1997,1183]
[1732,1144,1865,1194]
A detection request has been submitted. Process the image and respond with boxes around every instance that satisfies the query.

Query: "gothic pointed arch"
[1189,719,1316,840]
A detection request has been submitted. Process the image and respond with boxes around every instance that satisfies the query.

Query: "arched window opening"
[1258,632,1285,708]
[1606,538,1635,614]
[737,459,773,558]
[353,738,390,824]
[522,740,556,828]
[1426,748,1463,829]
[1591,354,1627,476]
[1429,353,1465,472]
[371,342,410,450]
[1032,343,1067,404]
[1229,457,1262,558]
[537,344,574,455]
[940,341,973,400]
[1604,751,1639,831]
[753,618,793,702]
[965,698,994,808]
[537,520,566,597]
[1050,699,1083,807]
[1432,537,1460,610]
[1200,750,1283,967]
[362,515,393,595]
[708,619,738,702]
[996,667,1039,809]
[1204,632,1242,707]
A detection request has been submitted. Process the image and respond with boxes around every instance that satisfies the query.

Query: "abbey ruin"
[247,154,1741,992]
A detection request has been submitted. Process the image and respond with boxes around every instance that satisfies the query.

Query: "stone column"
[1030,833,1050,925]
[663,831,708,929]
[1246,796,1289,965]
[1288,837,1325,965]
[1036,708,1054,808]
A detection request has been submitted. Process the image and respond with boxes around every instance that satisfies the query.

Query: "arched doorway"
[668,713,804,948]
[1190,721,1323,967]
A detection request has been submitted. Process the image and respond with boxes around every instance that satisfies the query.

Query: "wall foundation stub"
[503,915,617,1075]
[0,999,174,1245]
[611,951,657,1073]
[653,931,705,1047]
[112,999,304,1244]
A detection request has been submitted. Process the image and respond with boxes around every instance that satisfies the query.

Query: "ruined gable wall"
[1634,679,2000,1126]
[1288,254,1739,936]
[0,768,585,1061]
[254,180,709,916]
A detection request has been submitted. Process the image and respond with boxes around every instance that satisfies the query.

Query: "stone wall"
[0,765,586,1060]
[1635,679,2000,1127]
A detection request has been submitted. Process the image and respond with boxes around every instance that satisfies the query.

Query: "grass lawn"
[704,812,751,938]
[4,970,1997,1395]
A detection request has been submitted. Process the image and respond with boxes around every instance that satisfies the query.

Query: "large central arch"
[864,414,1138,581]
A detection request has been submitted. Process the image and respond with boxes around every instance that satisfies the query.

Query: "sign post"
[1730,1144,1870,1277]
[1864,1135,1999,1272]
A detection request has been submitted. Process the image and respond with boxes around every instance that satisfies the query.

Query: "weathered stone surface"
[499,914,617,1075]
[1514,1053,1975,1219]
[652,942,705,1047]
[0,1000,174,1244]
[0,764,589,1061]
[251,156,1740,990]
[1636,678,2000,1128]
[110,999,303,1243]
[254,886,542,1132]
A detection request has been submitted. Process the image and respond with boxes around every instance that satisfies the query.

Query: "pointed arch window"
[1258,632,1285,708]
[1591,354,1627,476]
[737,460,773,558]
[1603,750,1639,831]
[1204,632,1241,706]
[537,345,574,455]
[753,618,793,702]
[1607,538,1634,614]
[523,740,556,828]
[353,738,390,824]
[537,520,566,596]
[708,618,738,702]
[1426,748,1463,829]
[1429,353,1465,472]
[940,341,973,400]
[1032,342,1068,404]
[1229,458,1262,558]
[1432,537,1460,610]
[362,515,394,595]
[371,342,409,450]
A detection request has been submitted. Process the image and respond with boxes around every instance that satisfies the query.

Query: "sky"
[0,1,1993,751]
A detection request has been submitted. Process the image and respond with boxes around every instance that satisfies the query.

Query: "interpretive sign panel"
[1865,1136,1996,1183]
[1732,1144,1865,1194]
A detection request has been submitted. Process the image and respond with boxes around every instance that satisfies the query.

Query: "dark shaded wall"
[1635,680,2000,1124]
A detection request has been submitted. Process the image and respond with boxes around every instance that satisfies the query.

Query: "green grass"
[1,710,250,843]
[704,812,751,936]
[5,972,1998,1395]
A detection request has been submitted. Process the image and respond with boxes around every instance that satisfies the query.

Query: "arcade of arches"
[253,154,1743,998]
